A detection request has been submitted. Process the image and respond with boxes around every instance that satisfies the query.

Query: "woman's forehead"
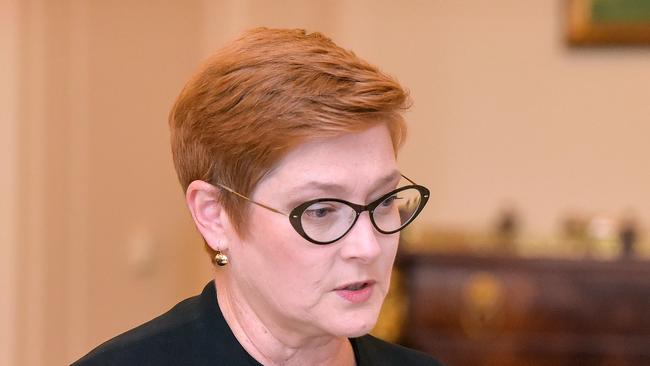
[261,125,398,188]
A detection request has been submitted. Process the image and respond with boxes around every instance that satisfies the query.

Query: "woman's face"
[227,124,401,340]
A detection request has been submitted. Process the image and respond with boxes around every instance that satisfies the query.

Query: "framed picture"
[567,0,650,45]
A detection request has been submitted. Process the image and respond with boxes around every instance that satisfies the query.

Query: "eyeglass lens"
[299,187,424,243]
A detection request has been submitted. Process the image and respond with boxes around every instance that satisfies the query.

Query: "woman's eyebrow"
[374,170,402,189]
[286,170,402,196]
[285,181,347,196]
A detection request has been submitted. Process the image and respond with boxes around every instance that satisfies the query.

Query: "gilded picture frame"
[567,0,650,45]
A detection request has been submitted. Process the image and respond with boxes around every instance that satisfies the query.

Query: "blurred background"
[2,0,649,365]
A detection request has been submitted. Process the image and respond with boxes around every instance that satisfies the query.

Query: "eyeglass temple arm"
[401,173,417,185]
[214,182,289,216]
[215,175,418,217]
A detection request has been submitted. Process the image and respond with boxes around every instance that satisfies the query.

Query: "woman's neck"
[214,273,355,366]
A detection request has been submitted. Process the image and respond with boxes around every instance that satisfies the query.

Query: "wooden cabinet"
[399,253,650,366]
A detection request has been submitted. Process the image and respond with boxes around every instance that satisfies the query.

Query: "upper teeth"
[347,283,364,291]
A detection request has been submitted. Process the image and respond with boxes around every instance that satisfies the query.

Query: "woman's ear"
[185,180,230,252]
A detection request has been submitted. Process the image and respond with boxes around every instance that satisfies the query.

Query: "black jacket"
[73,281,442,365]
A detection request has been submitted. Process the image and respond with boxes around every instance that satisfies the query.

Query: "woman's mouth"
[335,281,375,303]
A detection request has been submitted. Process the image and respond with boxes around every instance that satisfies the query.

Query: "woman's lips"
[335,281,375,303]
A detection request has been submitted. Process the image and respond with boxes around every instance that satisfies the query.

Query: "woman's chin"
[343,322,377,338]
[327,306,382,338]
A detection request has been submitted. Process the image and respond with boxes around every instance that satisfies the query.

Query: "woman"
[74,28,442,365]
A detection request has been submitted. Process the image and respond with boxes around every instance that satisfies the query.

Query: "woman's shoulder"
[71,282,258,365]
[352,334,444,366]
[71,293,207,365]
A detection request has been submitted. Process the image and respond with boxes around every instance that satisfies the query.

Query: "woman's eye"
[381,195,401,207]
[305,207,334,218]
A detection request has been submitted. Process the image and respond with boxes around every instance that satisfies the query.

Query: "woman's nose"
[339,212,382,263]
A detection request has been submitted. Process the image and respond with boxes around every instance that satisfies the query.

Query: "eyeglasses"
[214,175,429,245]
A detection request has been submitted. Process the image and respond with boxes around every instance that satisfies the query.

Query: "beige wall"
[3,0,649,364]
[391,1,650,235]
[1,1,20,365]
[7,0,212,364]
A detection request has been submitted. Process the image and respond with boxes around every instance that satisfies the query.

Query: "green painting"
[592,0,650,23]
[567,0,650,45]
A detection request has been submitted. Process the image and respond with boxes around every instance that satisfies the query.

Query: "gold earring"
[214,250,229,266]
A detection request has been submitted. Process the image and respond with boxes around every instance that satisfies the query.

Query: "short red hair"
[169,28,410,252]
